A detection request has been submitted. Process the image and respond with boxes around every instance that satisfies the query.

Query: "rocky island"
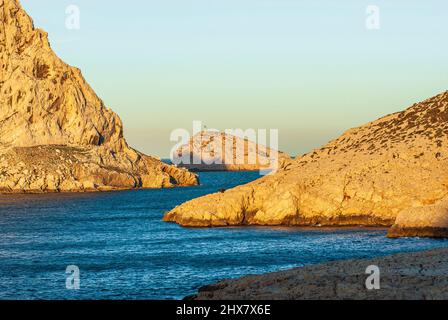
[165,92,448,238]
[0,0,198,192]
[174,130,291,172]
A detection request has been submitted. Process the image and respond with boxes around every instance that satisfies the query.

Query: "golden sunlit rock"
[165,91,448,238]
[0,0,198,192]
[175,130,292,172]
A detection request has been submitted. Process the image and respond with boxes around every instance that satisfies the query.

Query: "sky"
[21,0,448,157]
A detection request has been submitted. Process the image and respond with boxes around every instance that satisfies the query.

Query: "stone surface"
[165,91,448,234]
[174,130,291,172]
[0,0,198,192]
[190,248,448,300]
[388,197,448,238]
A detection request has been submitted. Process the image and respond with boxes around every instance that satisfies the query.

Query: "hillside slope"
[165,91,448,237]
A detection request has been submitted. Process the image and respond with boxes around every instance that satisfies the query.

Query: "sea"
[0,171,447,299]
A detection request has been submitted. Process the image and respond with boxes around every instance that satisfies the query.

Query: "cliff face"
[0,0,198,192]
[165,92,448,237]
[174,131,291,172]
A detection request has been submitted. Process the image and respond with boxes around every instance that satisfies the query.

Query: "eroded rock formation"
[0,0,198,192]
[174,130,291,172]
[165,91,448,237]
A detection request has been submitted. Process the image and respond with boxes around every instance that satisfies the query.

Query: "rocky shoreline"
[165,91,448,238]
[163,212,395,228]
[388,226,448,239]
[188,248,448,300]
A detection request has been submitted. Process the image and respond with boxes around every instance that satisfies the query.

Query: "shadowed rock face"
[0,0,198,192]
[164,91,448,237]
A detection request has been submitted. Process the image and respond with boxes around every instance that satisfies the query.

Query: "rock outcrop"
[165,91,448,237]
[388,197,448,238]
[0,0,198,192]
[189,248,448,300]
[174,130,291,172]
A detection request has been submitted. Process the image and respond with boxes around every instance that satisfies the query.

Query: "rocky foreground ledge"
[189,248,448,300]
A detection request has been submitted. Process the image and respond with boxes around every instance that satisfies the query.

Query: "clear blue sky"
[22,0,448,157]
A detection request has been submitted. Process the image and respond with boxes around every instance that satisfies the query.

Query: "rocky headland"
[189,248,448,300]
[165,92,448,238]
[174,130,291,172]
[0,0,198,192]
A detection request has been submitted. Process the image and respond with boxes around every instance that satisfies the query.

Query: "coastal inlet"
[0,172,447,300]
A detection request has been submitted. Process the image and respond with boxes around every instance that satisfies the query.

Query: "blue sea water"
[0,171,447,300]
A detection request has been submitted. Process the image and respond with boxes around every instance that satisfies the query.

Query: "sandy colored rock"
[165,91,448,233]
[0,0,198,192]
[388,197,448,238]
[174,130,291,172]
[190,248,448,300]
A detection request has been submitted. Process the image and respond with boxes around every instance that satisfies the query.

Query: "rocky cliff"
[0,0,198,192]
[165,91,448,237]
[174,130,291,172]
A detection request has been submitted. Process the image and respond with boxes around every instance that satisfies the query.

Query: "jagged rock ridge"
[164,91,448,237]
[0,0,198,192]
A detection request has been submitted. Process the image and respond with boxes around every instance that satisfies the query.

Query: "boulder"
[165,91,448,238]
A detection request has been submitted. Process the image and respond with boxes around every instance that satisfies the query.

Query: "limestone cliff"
[165,91,448,237]
[174,130,291,172]
[0,0,198,192]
